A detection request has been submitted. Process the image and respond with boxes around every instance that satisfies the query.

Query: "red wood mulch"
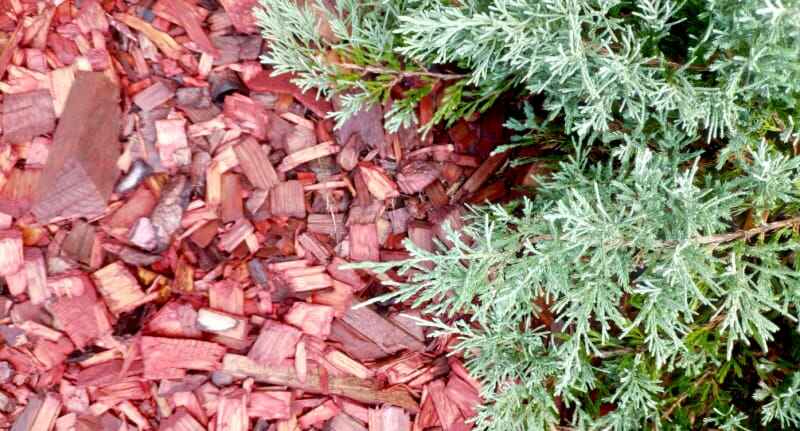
[0,1,520,430]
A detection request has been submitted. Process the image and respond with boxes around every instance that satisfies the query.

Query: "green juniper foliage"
[255,0,800,429]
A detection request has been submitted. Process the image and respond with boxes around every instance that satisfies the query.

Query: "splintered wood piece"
[92,262,147,315]
[308,214,346,237]
[146,301,202,338]
[2,90,56,144]
[327,257,368,291]
[218,219,254,253]
[329,414,368,431]
[61,220,97,265]
[248,391,291,420]
[23,248,48,304]
[455,151,508,200]
[163,0,218,56]
[278,141,340,173]
[299,400,340,429]
[297,233,332,263]
[248,320,302,365]
[141,337,226,380]
[326,349,373,379]
[155,119,190,169]
[349,224,379,262]
[47,277,113,349]
[369,406,411,431]
[359,163,399,200]
[284,302,335,339]
[233,137,279,190]
[245,71,333,117]
[270,181,306,218]
[445,376,481,419]
[160,408,206,431]
[0,229,23,276]
[339,306,426,355]
[216,391,248,431]
[10,392,61,431]
[133,81,175,111]
[32,72,121,223]
[428,380,461,431]
[151,175,192,252]
[209,281,245,315]
[221,173,244,222]
[284,266,333,292]
[224,93,268,140]
[223,354,418,412]
[218,0,259,33]
[114,14,184,59]
[397,161,440,194]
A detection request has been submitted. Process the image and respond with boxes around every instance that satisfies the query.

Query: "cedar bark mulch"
[0,1,521,430]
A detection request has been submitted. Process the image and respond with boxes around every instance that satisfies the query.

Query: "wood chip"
[2,90,56,144]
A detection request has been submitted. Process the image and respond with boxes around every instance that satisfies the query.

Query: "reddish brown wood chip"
[233,137,279,190]
[285,302,335,339]
[248,391,291,420]
[0,229,23,277]
[270,180,306,218]
[32,72,121,223]
[92,262,147,316]
[219,0,259,33]
[350,224,380,262]
[141,337,226,380]
[245,71,333,117]
[133,81,175,112]
[2,90,56,144]
[248,320,302,365]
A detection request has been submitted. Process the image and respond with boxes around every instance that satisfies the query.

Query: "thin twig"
[336,62,469,80]
[693,215,800,245]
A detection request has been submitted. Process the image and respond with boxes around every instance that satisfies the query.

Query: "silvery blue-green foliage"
[256,0,800,428]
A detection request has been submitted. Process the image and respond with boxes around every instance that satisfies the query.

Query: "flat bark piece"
[339,306,426,355]
[223,354,418,412]
[61,220,96,265]
[133,81,175,112]
[47,276,113,349]
[270,180,306,218]
[234,137,279,190]
[0,229,23,277]
[248,391,291,420]
[284,302,335,339]
[218,0,259,33]
[141,337,226,380]
[335,103,385,151]
[244,71,333,117]
[32,72,121,223]
[151,175,192,252]
[10,392,61,431]
[248,320,301,365]
[397,161,440,194]
[349,224,379,262]
[209,281,245,315]
[2,90,56,144]
[92,262,147,316]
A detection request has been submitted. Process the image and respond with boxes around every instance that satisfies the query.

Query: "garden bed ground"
[0,1,527,429]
